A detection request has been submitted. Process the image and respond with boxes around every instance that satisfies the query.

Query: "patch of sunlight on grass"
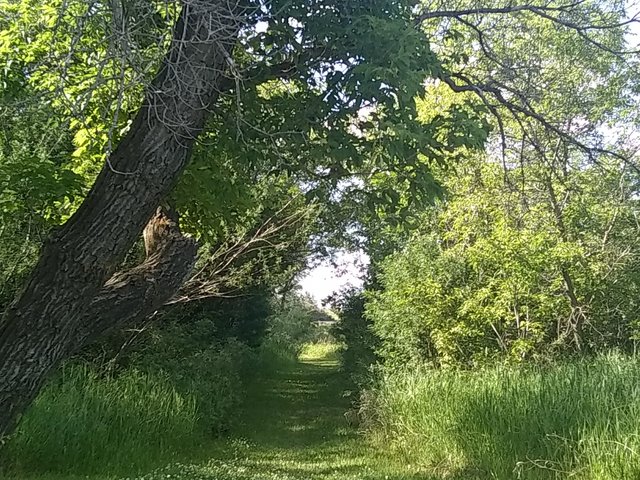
[299,342,342,363]
[287,424,314,432]
[133,453,429,480]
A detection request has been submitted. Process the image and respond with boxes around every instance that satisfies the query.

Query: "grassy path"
[139,347,429,480]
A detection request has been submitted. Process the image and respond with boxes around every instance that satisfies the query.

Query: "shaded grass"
[3,364,202,477]
[364,353,640,479]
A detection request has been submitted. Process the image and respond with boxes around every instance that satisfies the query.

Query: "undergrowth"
[362,353,640,479]
[1,296,323,478]
[3,336,254,476]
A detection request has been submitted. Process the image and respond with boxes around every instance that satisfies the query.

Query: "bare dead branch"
[171,197,316,303]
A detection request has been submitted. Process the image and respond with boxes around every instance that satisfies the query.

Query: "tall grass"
[4,338,254,477]
[363,353,640,479]
[5,364,201,476]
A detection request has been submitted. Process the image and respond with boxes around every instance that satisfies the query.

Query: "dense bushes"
[329,158,640,479]
[124,321,256,435]
[366,161,640,367]
[259,294,330,365]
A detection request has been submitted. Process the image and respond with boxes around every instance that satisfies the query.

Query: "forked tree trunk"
[0,0,243,438]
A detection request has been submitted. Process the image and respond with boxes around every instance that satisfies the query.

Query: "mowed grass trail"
[135,345,430,480]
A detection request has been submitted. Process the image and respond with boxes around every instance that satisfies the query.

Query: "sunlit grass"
[298,341,342,364]
[3,364,203,477]
[364,353,640,479]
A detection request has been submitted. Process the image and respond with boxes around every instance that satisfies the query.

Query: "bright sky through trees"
[299,251,369,306]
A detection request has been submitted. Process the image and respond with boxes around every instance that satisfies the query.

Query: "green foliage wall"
[330,288,379,386]
[367,159,640,367]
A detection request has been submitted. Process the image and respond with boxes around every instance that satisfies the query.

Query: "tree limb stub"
[75,207,198,347]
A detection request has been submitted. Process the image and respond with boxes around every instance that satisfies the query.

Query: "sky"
[298,250,369,306]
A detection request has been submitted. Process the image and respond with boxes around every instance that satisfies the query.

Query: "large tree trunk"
[74,207,198,347]
[0,0,243,439]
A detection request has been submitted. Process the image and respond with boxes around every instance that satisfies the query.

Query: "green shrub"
[166,290,272,348]
[124,319,256,434]
[258,295,323,366]
[330,288,379,387]
[363,354,640,479]
[366,161,640,368]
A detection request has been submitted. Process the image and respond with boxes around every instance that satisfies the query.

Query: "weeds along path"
[138,347,429,480]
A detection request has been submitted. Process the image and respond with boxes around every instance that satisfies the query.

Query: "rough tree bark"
[0,0,243,438]
[74,206,198,347]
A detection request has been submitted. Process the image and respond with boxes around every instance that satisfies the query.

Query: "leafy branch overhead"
[420,0,639,166]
